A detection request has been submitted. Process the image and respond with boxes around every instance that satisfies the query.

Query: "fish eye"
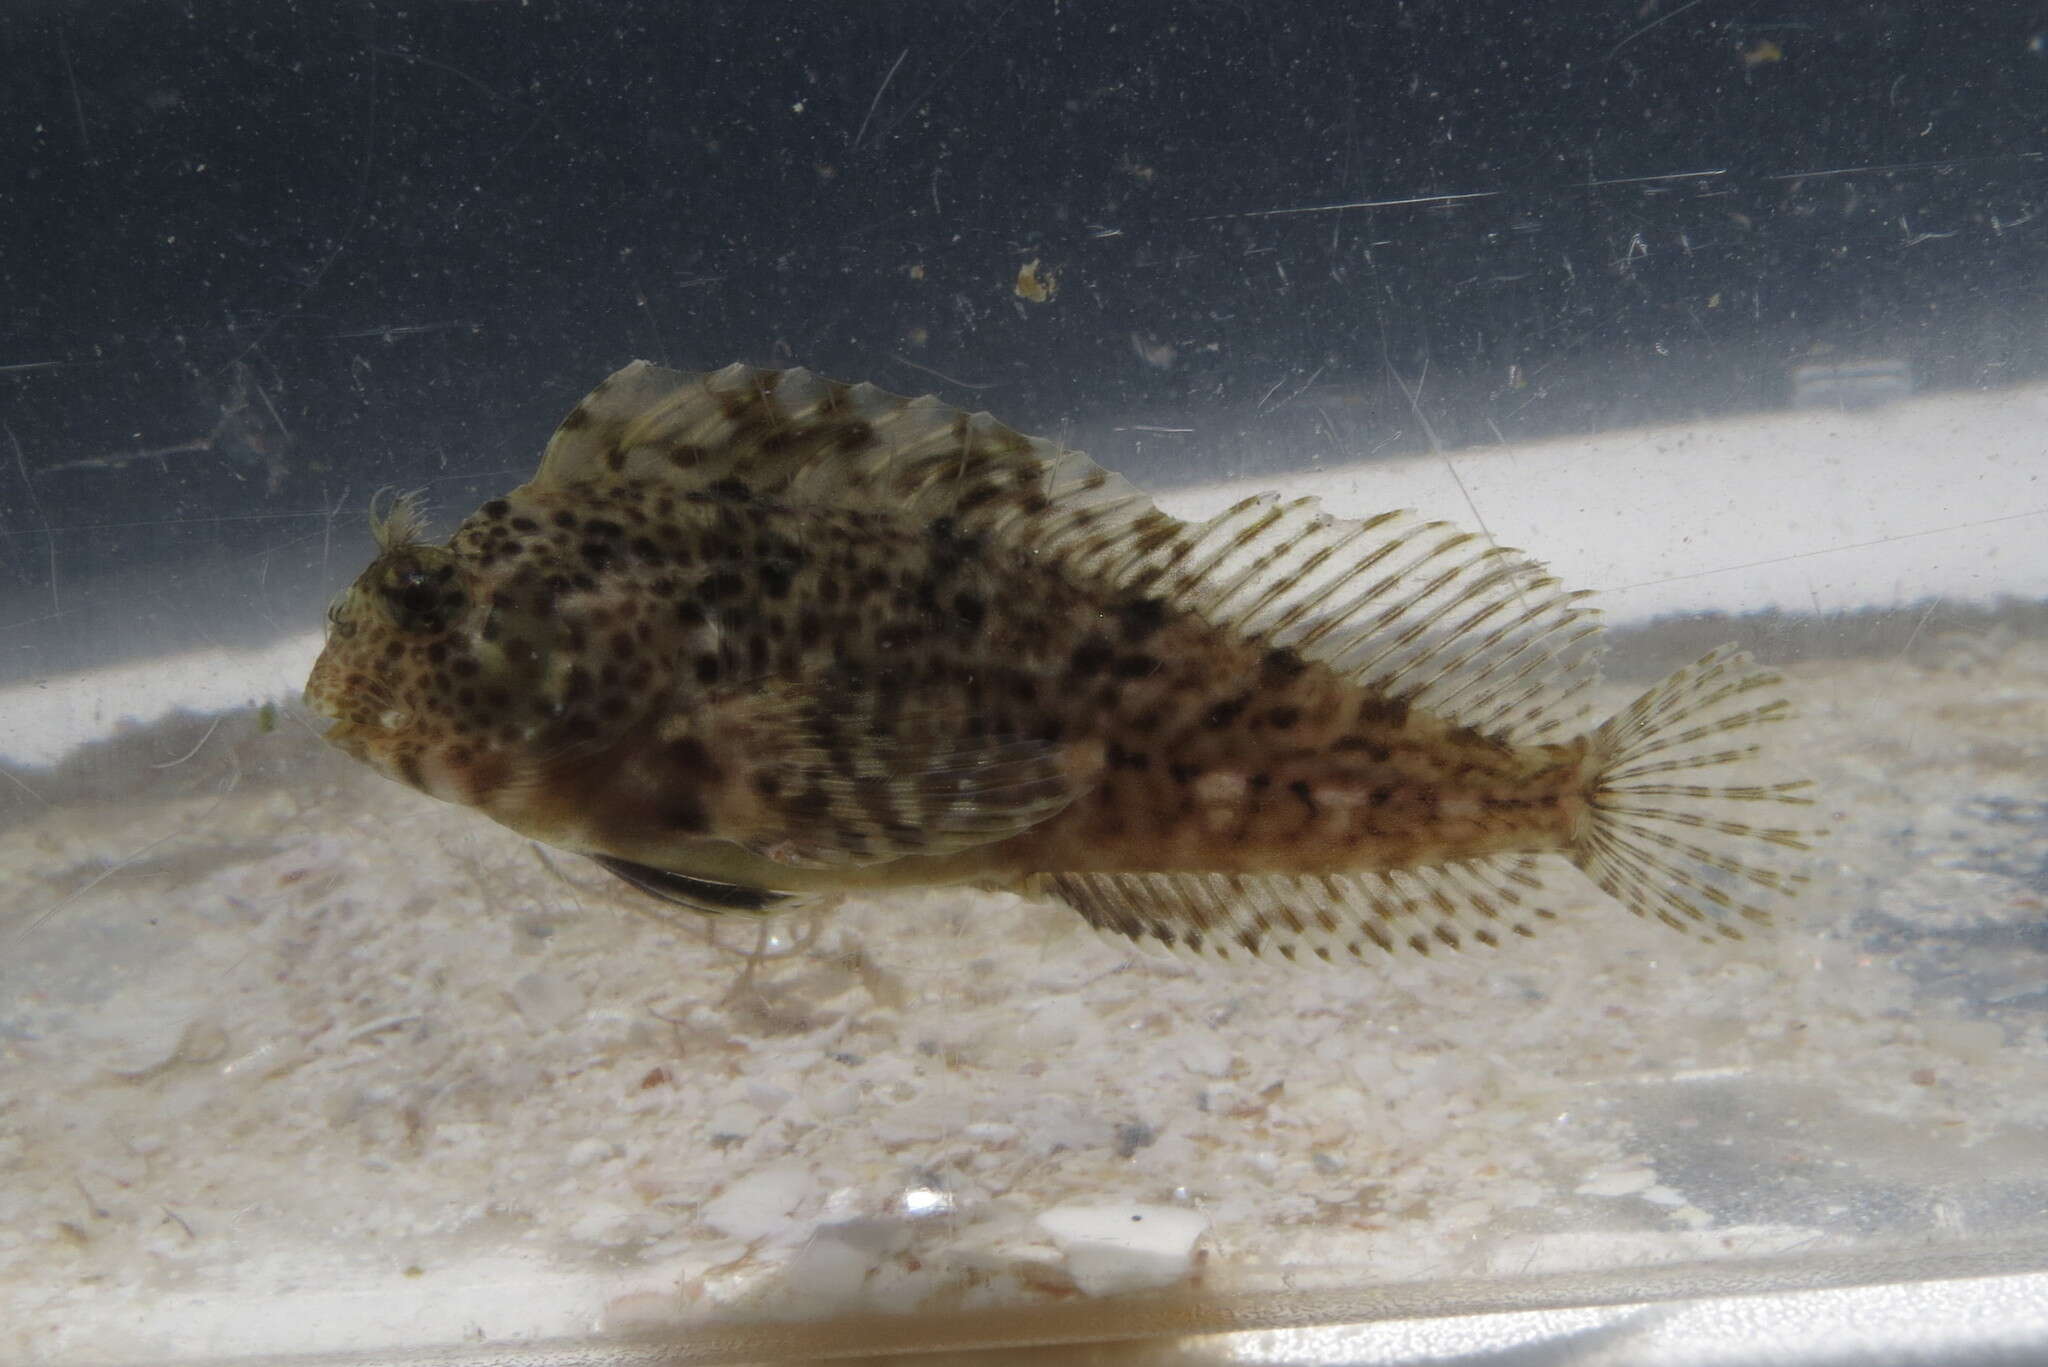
[380,560,465,634]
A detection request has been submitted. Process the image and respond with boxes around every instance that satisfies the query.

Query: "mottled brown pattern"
[306,361,1819,961]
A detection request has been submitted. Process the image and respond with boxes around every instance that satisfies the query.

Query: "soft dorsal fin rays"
[1085,492,1605,746]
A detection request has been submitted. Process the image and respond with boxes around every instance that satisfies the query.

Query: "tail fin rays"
[1572,646,1822,941]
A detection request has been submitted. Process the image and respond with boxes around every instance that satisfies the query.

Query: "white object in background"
[1036,1203,1210,1296]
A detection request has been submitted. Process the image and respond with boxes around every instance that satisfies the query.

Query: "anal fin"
[1034,854,1574,964]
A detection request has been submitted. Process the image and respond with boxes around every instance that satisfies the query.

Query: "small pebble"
[1576,1166,1658,1198]
[1036,1203,1209,1297]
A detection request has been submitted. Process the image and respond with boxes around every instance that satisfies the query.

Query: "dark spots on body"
[1069,635,1114,678]
[1262,648,1307,682]
[1332,736,1393,763]
[701,571,747,601]
[1106,742,1149,771]
[664,736,722,781]
[1449,722,1515,755]
[1116,596,1167,642]
[1204,696,1249,730]
[1355,694,1410,728]
[657,793,709,834]
[1264,706,1300,730]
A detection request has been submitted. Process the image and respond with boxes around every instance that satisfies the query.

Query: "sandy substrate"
[2,632,2047,1363]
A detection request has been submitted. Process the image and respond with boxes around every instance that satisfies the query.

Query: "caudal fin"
[1572,645,1821,940]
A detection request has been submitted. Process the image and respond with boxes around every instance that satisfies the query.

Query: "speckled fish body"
[307,362,1819,962]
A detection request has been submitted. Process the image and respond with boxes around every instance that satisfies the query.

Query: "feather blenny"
[305,361,1819,962]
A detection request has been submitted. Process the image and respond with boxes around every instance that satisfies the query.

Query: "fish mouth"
[314,718,368,759]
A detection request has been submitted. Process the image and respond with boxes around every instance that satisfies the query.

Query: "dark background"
[3,0,2047,672]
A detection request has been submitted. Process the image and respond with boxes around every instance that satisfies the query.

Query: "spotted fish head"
[304,536,483,787]
[306,490,570,803]
[306,485,692,817]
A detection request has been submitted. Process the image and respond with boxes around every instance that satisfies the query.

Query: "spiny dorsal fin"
[535,360,1170,549]
[1033,854,1567,965]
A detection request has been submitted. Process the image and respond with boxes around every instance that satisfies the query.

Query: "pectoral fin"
[686,682,1091,870]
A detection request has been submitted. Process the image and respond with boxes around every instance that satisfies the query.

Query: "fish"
[304,361,1820,963]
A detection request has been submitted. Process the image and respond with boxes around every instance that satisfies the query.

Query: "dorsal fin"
[534,360,1171,548]
[1084,494,1607,745]
[539,362,1603,746]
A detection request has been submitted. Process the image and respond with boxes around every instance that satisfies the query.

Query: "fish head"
[304,488,683,818]
[304,539,495,792]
